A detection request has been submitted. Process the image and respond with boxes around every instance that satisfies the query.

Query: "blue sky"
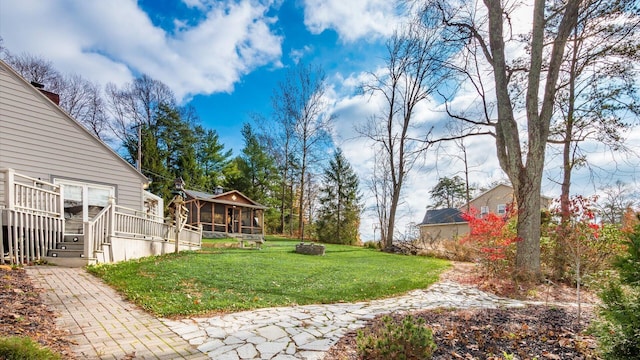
[1,0,638,239]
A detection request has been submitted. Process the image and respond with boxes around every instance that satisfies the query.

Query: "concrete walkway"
[26,266,533,360]
[26,266,205,359]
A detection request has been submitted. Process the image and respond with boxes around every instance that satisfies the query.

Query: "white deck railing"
[1,169,64,265]
[113,204,167,239]
[1,169,201,265]
[1,168,62,214]
[0,207,64,265]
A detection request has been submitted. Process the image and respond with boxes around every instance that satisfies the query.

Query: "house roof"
[0,59,147,183]
[184,189,268,209]
[419,208,466,226]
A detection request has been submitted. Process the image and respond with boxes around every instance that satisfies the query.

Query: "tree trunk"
[513,170,542,278]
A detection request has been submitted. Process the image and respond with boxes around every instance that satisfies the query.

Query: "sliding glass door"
[56,180,114,234]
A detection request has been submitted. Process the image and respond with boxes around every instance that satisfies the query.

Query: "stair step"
[47,249,85,258]
[63,234,84,242]
[56,243,84,250]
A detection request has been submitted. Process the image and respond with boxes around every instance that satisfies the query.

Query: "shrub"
[356,315,437,360]
[591,225,640,359]
[460,206,519,278]
[546,196,628,283]
[0,336,62,360]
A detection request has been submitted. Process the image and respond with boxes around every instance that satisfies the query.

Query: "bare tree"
[2,51,111,141]
[258,82,301,235]
[598,181,638,225]
[369,150,392,246]
[361,20,451,249]
[105,75,175,170]
[59,74,110,140]
[3,52,64,92]
[273,63,333,241]
[426,0,582,277]
[548,0,639,277]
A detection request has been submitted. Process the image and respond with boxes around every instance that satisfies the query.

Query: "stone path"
[26,266,535,360]
[166,282,528,360]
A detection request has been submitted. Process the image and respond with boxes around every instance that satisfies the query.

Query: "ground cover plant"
[87,237,449,317]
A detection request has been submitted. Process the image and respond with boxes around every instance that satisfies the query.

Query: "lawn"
[87,237,450,317]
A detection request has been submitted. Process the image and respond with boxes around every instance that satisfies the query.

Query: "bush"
[591,225,640,359]
[356,315,437,360]
[460,207,519,278]
[0,336,62,360]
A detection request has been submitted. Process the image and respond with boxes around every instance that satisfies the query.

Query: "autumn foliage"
[547,195,627,281]
[460,206,520,277]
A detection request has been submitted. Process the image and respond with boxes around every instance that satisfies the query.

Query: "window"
[497,204,507,215]
[480,206,489,216]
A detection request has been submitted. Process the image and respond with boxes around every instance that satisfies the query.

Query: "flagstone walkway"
[27,266,534,360]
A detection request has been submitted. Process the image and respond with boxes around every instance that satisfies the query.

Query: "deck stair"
[47,234,85,258]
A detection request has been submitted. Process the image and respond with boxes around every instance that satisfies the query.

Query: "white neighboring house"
[0,59,201,266]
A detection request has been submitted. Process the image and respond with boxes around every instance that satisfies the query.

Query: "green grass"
[87,237,450,317]
[0,336,63,360]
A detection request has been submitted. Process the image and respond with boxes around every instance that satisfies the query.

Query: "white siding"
[0,62,146,210]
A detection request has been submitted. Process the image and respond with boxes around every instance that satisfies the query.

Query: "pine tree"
[316,149,362,245]
[194,126,232,191]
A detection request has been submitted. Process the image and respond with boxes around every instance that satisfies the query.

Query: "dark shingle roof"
[419,208,466,225]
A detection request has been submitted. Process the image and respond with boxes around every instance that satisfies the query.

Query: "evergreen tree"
[316,149,361,245]
[194,125,232,191]
[429,176,469,209]
[238,123,279,203]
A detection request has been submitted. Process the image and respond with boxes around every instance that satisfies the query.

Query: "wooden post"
[5,169,15,210]
[174,195,184,253]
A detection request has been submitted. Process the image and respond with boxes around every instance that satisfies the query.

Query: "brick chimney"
[31,81,60,105]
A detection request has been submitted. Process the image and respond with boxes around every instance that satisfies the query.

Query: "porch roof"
[184,189,268,210]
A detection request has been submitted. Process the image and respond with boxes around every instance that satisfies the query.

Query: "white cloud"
[289,45,313,64]
[0,0,283,101]
[302,0,405,42]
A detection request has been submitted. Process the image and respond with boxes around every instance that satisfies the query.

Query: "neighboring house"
[418,183,551,243]
[184,188,267,239]
[0,59,201,266]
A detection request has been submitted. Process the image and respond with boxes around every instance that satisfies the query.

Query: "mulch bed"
[325,305,600,359]
[0,265,76,359]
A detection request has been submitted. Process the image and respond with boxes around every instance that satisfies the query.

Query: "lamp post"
[173,177,185,253]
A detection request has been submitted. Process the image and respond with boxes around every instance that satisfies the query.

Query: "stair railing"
[83,203,113,261]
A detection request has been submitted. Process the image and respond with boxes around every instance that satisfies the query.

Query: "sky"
[1,0,638,240]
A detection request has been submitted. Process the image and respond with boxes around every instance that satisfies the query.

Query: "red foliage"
[461,206,520,275]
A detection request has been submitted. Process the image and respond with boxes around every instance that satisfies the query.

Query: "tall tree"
[236,123,279,204]
[429,176,468,209]
[194,126,232,191]
[361,20,451,249]
[105,74,175,171]
[428,0,583,277]
[272,63,333,241]
[316,149,362,245]
[548,0,639,277]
